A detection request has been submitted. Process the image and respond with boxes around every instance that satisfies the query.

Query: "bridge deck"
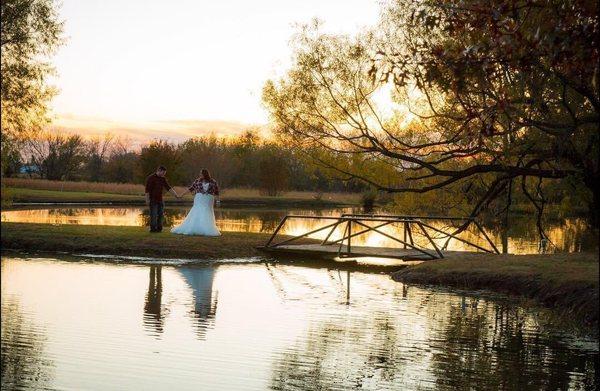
[258,243,469,261]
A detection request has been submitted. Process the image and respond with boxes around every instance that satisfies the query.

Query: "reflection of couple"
[144,266,217,339]
[179,267,218,338]
[144,165,221,235]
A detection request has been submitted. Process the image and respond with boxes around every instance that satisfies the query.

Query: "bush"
[1,184,12,208]
[258,144,289,196]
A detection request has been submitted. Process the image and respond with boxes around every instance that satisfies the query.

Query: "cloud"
[50,113,270,145]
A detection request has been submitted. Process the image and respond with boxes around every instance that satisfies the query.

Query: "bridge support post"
[347,220,352,255]
[346,270,350,305]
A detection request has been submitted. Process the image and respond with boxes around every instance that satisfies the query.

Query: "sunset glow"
[50,0,381,141]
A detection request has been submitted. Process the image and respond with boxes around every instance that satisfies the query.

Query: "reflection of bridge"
[258,214,499,261]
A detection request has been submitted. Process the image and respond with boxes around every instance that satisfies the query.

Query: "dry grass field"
[2,177,361,205]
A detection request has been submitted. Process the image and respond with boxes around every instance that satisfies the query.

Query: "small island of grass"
[0,222,297,260]
[392,253,599,328]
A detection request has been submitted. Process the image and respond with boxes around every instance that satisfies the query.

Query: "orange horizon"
[48,113,272,144]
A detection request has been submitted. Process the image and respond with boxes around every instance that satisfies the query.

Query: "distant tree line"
[4,130,367,195]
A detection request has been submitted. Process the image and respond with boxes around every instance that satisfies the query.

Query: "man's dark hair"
[157,166,167,171]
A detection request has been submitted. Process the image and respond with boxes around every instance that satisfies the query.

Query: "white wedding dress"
[171,183,221,236]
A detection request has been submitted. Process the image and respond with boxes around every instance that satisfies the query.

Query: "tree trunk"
[590,185,599,229]
[584,173,599,229]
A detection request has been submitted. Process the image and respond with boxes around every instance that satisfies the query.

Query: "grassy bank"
[2,178,360,207]
[392,253,599,328]
[1,222,319,259]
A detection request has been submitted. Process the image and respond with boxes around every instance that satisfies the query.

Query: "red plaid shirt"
[145,173,172,203]
[188,178,219,196]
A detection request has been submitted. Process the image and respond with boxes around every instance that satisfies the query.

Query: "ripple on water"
[1,254,598,391]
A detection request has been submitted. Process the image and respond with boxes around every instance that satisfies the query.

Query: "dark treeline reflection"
[1,297,55,390]
[431,304,598,390]
[269,286,598,391]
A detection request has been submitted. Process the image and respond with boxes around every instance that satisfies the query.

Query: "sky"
[50,0,382,142]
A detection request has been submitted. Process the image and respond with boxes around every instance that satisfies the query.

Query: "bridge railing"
[341,213,500,254]
[263,214,500,259]
[264,215,442,259]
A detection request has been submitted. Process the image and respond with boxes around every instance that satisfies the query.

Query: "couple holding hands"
[145,166,221,236]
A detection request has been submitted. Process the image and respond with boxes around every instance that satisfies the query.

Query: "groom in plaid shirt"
[145,166,180,232]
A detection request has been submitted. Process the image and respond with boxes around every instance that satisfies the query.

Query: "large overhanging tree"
[263,0,599,231]
[1,0,63,173]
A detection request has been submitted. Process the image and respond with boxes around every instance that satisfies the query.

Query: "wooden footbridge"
[257,213,500,261]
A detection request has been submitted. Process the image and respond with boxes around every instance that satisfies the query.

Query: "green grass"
[1,185,13,208]
[392,252,599,328]
[0,222,301,259]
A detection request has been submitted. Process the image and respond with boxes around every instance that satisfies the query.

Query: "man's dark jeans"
[149,202,165,232]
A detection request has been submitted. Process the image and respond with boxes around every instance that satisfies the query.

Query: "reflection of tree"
[269,315,404,390]
[178,267,218,340]
[140,207,189,227]
[259,211,286,233]
[268,272,407,389]
[48,207,80,217]
[143,266,164,336]
[431,304,598,390]
[1,298,54,390]
[269,274,598,390]
[479,215,598,253]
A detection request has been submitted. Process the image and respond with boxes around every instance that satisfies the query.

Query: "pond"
[2,206,598,254]
[1,254,597,390]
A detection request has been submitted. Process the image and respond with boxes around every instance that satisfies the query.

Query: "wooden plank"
[257,243,488,261]
[258,243,437,260]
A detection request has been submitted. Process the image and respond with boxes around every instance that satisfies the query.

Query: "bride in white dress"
[171,169,221,236]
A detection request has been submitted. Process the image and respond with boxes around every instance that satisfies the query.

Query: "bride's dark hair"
[201,169,212,181]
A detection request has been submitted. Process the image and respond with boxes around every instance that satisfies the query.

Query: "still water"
[2,206,598,254]
[1,254,597,390]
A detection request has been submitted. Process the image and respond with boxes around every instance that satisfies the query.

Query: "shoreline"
[0,222,293,260]
[0,223,402,272]
[3,199,347,208]
[2,187,357,209]
[392,253,599,329]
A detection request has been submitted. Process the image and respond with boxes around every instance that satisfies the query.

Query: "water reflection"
[431,304,598,390]
[1,255,597,390]
[143,266,164,336]
[1,258,55,390]
[2,207,597,254]
[178,267,218,339]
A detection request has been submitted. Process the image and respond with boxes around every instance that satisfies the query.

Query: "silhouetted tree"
[138,140,183,183]
[27,132,86,180]
[258,144,290,196]
[84,134,114,182]
[263,0,599,228]
[103,139,137,183]
[1,0,63,174]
